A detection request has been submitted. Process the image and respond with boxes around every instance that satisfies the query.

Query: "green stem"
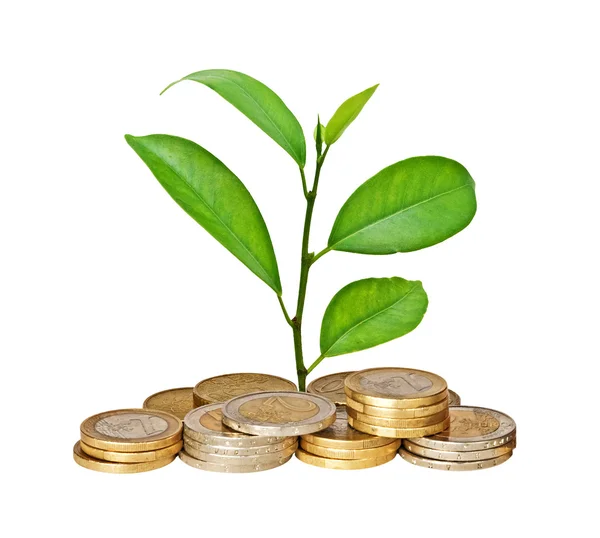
[307,354,325,374]
[277,295,293,327]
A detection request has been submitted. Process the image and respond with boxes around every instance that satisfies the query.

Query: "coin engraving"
[94,413,169,439]
[198,408,232,433]
[194,373,296,405]
[435,408,500,440]
[359,372,433,396]
[239,396,319,423]
[143,388,194,420]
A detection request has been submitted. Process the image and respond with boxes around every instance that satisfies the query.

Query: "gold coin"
[346,407,449,428]
[407,406,517,451]
[307,371,355,405]
[185,441,298,465]
[345,368,447,408]
[345,395,449,418]
[73,442,176,473]
[179,450,292,473]
[448,389,461,406]
[143,387,194,420]
[300,439,401,460]
[80,408,182,452]
[348,415,450,438]
[402,439,515,462]
[80,440,183,463]
[301,407,392,450]
[193,373,296,406]
[295,448,396,470]
[398,447,513,471]
[183,434,297,456]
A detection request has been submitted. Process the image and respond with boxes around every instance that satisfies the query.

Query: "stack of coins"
[73,409,183,473]
[400,406,517,471]
[296,406,400,469]
[180,403,298,473]
[193,373,297,407]
[344,368,451,438]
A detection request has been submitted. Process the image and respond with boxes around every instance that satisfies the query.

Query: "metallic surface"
[179,450,292,473]
[399,447,513,471]
[448,389,461,406]
[295,448,396,470]
[183,434,297,456]
[184,441,297,465]
[300,439,401,460]
[307,371,354,406]
[345,395,449,418]
[348,415,450,439]
[346,407,449,428]
[143,387,194,420]
[73,442,176,473]
[80,439,182,463]
[402,439,515,461]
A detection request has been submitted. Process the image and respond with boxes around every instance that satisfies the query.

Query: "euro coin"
[73,442,175,473]
[345,395,449,418]
[448,389,461,406]
[185,441,297,465]
[300,439,400,460]
[193,373,296,406]
[184,403,288,446]
[402,439,515,462]
[143,387,194,420]
[345,368,447,408]
[301,407,392,450]
[407,406,517,451]
[307,371,354,405]
[348,415,450,438]
[80,409,182,452]
[183,434,297,456]
[222,391,336,436]
[346,407,449,428]
[80,439,182,463]
[295,448,396,470]
[179,450,292,473]
[399,447,512,471]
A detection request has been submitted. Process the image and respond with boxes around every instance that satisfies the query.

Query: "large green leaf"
[161,69,306,167]
[125,134,282,294]
[324,84,378,145]
[320,277,428,358]
[328,156,476,254]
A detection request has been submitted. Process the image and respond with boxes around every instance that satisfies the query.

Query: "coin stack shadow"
[180,403,298,473]
[399,406,517,471]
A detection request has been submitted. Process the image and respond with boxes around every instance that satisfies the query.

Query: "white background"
[1,1,598,536]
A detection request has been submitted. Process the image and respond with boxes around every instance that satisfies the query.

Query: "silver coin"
[183,434,297,456]
[222,391,337,437]
[184,441,298,465]
[183,403,288,447]
[179,450,293,473]
[407,406,516,451]
[399,447,513,471]
[402,439,515,462]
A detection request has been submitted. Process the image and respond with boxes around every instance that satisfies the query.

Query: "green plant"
[126,69,477,391]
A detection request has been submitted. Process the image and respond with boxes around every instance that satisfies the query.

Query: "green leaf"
[125,134,282,294]
[328,156,477,254]
[313,121,326,142]
[320,277,428,358]
[324,84,378,145]
[161,69,306,167]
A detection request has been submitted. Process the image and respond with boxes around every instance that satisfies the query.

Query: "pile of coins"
[73,409,183,473]
[344,368,452,438]
[400,406,517,471]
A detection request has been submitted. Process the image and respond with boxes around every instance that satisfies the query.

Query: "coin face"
[345,368,447,408]
[295,448,396,470]
[73,442,176,473]
[79,440,183,463]
[222,391,336,436]
[407,406,517,451]
[398,447,513,471]
[307,371,354,405]
[80,409,182,452]
[143,387,194,420]
[448,389,461,406]
[193,373,296,406]
[402,439,515,462]
[179,450,293,473]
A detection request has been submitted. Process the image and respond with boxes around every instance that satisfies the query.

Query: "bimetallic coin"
[345,368,447,408]
[80,440,182,463]
[348,415,451,439]
[346,407,449,428]
[185,441,298,465]
[143,387,194,420]
[183,404,288,447]
[183,434,297,456]
[222,391,336,437]
[345,396,449,418]
[307,371,355,406]
[448,389,461,406]
[399,447,513,471]
[301,407,392,450]
[193,373,296,406]
[402,440,515,462]
[179,450,292,473]
[300,439,401,460]
[295,448,396,470]
[73,442,176,473]
[80,409,182,452]
[407,406,517,451]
